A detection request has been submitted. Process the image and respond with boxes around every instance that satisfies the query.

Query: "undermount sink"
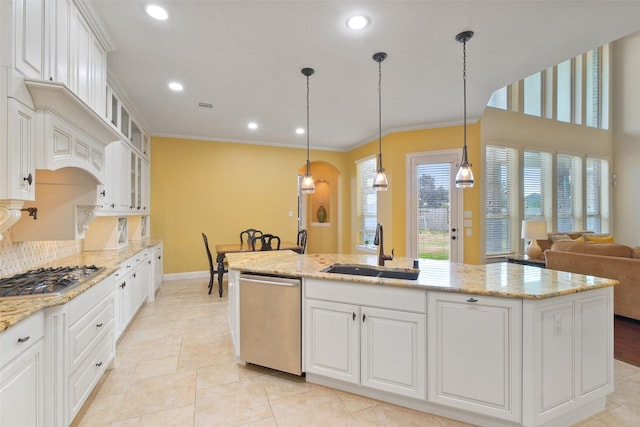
[322,264,420,280]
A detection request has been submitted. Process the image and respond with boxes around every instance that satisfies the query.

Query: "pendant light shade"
[373,52,388,192]
[455,30,474,189]
[300,67,315,194]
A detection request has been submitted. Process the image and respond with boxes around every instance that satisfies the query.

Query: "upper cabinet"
[12,0,45,79]
[106,83,149,159]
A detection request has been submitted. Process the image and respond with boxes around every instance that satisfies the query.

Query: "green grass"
[417,230,450,260]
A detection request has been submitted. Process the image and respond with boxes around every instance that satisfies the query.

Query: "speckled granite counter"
[225,250,618,299]
[0,239,162,333]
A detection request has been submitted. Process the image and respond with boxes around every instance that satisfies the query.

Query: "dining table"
[214,241,303,297]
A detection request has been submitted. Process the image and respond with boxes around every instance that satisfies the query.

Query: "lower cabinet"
[304,279,426,400]
[113,249,150,340]
[148,242,163,301]
[427,291,522,422]
[0,312,45,427]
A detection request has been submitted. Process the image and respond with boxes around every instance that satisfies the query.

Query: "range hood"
[24,79,120,146]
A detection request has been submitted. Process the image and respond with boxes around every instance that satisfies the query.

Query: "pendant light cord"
[306,74,311,173]
[378,57,383,170]
[463,38,467,151]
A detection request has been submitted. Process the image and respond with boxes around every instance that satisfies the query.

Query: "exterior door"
[407,151,462,262]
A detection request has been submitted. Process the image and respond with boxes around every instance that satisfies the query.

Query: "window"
[486,44,609,130]
[356,157,377,248]
[485,146,518,256]
[586,158,609,233]
[556,59,572,123]
[556,154,583,232]
[523,150,552,223]
[523,72,542,117]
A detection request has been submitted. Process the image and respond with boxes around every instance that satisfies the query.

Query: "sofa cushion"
[584,233,615,243]
[550,240,632,258]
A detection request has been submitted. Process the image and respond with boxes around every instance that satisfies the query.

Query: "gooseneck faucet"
[374,223,394,266]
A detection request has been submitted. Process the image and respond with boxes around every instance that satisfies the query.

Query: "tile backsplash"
[0,230,82,277]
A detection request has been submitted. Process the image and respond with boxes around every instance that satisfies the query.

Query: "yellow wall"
[150,137,348,273]
[151,123,482,274]
[345,123,482,264]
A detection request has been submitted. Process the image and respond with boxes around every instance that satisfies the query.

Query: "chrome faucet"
[374,223,394,266]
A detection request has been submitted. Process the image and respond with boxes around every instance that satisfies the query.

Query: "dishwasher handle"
[239,274,300,287]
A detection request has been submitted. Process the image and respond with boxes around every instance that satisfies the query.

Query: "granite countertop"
[0,239,162,333]
[225,251,618,299]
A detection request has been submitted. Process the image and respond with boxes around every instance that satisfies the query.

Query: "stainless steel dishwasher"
[239,273,302,375]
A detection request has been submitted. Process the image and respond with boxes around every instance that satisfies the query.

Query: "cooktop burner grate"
[0,265,104,298]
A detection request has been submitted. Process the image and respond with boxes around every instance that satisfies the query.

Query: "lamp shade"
[521,220,548,240]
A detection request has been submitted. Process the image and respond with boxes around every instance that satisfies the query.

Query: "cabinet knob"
[100,189,106,197]
[466,298,478,303]
[362,313,366,322]
[23,173,33,185]
[96,323,103,328]
[133,273,136,278]
[96,362,103,367]
[17,336,30,343]
[352,312,356,321]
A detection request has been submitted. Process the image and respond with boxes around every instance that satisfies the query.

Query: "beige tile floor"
[72,278,640,427]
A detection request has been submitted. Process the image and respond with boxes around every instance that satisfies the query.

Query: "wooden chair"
[240,228,263,246]
[297,229,308,254]
[252,234,281,251]
[202,232,223,295]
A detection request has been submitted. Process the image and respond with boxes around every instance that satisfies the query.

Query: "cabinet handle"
[17,336,30,343]
[100,190,106,197]
[133,273,136,278]
[96,362,103,367]
[96,323,103,328]
[110,203,115,208]
[352,312,356,321]
[466,298,478,303]
[362,313,366,322]
[148,261,151,265]
[23,173,33,185]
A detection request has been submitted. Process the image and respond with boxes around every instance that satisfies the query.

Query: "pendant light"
[455,30,475,188]
[372,52,388,191]
[300,67,315,194]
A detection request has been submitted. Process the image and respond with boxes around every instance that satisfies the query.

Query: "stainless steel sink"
[322,264,420,280]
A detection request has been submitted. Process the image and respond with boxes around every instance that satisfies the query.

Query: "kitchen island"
[226,250,617,427]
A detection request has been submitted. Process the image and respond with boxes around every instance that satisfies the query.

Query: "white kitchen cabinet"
[427,291,522,422]
[114,250,150,340]
[3,98,36,201]
[148,242,163,301]
[304,279,427,400]
[0,311,45,427]
[305,299,360,384]
[228,270,240,356]
[522,287,613,427]
[12,0,45,79]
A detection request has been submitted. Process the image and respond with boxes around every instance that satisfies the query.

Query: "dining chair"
[202,232,222,295]
[240,228,263,245]
[297,229,308,254]
[252,234,281,251]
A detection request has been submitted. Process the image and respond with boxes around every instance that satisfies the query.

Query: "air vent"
[198,102,213,109]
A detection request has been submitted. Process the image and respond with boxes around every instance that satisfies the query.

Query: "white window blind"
[356,157,377,247]
[485,145,518,256]
[523,150,552,223]
[556,154,583,232]
[586,158,609,233]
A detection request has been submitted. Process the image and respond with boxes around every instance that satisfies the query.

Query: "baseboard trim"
[163,270,210,281]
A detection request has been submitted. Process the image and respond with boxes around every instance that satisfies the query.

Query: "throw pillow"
[574,236,585,242]
[585,234,614,243]
[550,234,572,242]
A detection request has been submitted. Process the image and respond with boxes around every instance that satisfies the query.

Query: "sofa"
[545,239,640,321]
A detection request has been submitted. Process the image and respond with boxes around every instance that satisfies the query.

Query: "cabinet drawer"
[69,275,113,325]
[69,330,114,419]
[305,278,427,313]
[69,297,114,371]
[0,311,44,366]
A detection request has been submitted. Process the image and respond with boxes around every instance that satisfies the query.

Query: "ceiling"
[84,1,640,152]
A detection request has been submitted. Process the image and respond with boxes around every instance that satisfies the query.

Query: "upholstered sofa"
[545,239,640,321]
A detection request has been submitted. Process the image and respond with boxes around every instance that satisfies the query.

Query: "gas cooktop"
[0,265,104,298]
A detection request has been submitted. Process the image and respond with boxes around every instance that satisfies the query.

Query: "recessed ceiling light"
[146,5,168,21]
[347,15,369,30]
[168,81,183,91]
[248,122,258,130]
[295,128,305,135]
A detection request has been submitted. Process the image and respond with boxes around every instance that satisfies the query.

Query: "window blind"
[556,154,583,232]
[356,157,377,246]
[485,146,518,255]
[523,150,552,222]
[586,158,609,232]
